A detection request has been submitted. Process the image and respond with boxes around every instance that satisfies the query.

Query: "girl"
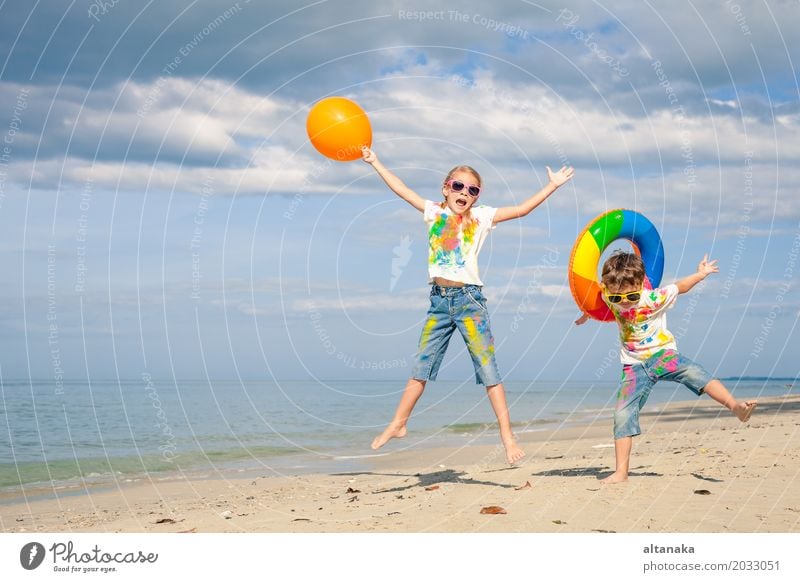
[362,146,574,464]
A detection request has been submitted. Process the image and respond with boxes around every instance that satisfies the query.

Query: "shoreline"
[0,398,612,502]
[0,390,641,507]
[2,394,799,533]
[1,378,785,498]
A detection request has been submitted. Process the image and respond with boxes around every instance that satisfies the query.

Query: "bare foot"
[371,423,407,450]
[734,400,757,422]
[502,436,526,465]
[600,471,628,484]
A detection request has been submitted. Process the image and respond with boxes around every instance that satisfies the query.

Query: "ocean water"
[0,377,794,493]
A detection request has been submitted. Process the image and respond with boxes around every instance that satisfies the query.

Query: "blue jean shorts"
[410,284,502,386]
[614,349,714,439]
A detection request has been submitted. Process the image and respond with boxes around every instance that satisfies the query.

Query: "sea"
[0,377,794,498]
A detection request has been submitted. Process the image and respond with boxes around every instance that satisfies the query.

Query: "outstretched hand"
[361,146,377,165]
[697,254,719,277]
[547,165,575,187]
[574,312,591,326]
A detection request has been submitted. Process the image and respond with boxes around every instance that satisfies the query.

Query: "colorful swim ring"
[568,209,665,322]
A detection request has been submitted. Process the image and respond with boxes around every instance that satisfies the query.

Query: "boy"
[576,251,757,484]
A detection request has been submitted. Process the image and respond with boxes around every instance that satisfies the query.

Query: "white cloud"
[4,68,797,223]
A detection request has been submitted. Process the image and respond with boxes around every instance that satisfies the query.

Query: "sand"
[2,395,799,533]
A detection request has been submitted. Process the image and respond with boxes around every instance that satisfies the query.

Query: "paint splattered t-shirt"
[605,284,679,365]
[423,200,497,285]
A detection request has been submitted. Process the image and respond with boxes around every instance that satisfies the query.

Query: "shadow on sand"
[332,468,518,493]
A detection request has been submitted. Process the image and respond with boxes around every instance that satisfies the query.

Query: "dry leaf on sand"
[480,506,507,515]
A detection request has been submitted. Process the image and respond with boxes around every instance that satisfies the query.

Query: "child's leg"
[486,383,525,465]
[450,289,521,465]
[602,436,633,484]
[371,378,426,450]
[702,379,757,422]
[653,351,758,422]
[603,365,651,484]
[373,291,456,450]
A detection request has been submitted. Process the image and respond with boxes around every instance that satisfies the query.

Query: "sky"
[0,0,797,384]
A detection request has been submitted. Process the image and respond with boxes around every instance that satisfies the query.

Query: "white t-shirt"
[423,200,497,286]
[605,284,680,366]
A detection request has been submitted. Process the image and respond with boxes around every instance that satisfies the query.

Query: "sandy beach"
[2,394,799,534]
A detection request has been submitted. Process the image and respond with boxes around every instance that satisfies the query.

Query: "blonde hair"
[440,165,482,227]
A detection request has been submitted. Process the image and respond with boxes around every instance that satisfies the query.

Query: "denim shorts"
[614,349,714,439]
[410,284,502,386]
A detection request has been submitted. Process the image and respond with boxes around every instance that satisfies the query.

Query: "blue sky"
[0,0,797,383]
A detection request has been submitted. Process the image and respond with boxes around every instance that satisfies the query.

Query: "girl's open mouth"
[455,198,467,207]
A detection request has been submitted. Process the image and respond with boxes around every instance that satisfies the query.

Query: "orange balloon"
[306,97,372,161]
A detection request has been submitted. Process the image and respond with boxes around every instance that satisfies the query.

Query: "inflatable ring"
[568,209,665,322]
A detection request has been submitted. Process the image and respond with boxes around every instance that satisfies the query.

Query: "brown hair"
[601,251,645,290]
[440,165,481,227]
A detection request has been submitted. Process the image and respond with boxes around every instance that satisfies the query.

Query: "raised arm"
[675,254,718,294]
[493,166,575,224]
[362,147,426,212]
